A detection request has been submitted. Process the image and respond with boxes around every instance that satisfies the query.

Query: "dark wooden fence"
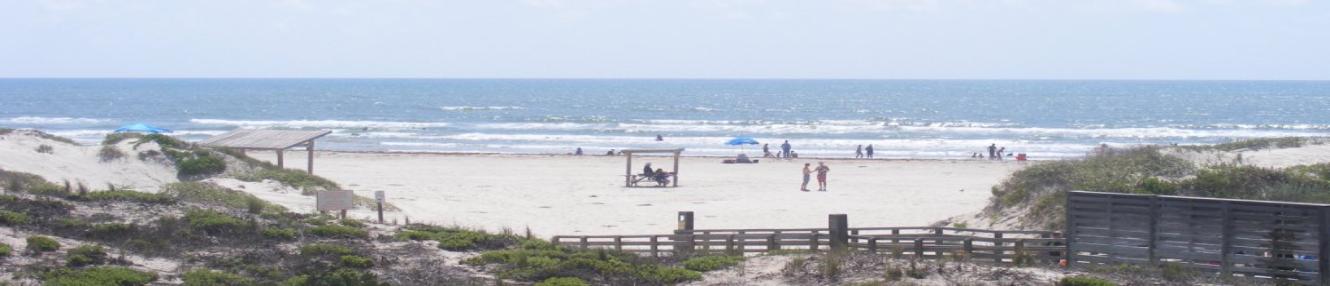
[1067,191,1330,284]
[551,212,1065,266]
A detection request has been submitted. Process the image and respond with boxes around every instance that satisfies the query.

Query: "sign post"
[374,191,385,224]
[316,190,354,220]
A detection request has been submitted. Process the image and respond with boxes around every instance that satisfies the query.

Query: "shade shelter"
[199,130,331,174]
[622,148,684,187]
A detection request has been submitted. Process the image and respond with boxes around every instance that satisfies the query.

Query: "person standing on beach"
[987,144,997,160]
[781,140,792,158]
[815,162,831,191]
[865,145,875,159]
[855,145,864,159]
[996,147,1006,160]
[801,163,812,192]
[763,144,771,157]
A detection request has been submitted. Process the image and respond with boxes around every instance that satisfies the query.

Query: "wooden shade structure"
[622,148,684,187]
[199,130,331,174]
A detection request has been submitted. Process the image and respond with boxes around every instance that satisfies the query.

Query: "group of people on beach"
[800,162,830,192]
[974,143,1027,161]
[761,140,798,159]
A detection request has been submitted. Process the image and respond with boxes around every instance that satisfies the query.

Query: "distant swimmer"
[656,134,664,141]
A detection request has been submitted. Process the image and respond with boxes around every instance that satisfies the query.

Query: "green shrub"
[263,227,298,240]
[43,266,157,286]
[161,182,285,213]
[36,144,54,154]
[27,236,61,252]
[535,277,589,286]
[184,209,250,235]
[0,210,29,225]
[308,224,368,239]
[98,145,126,162]
[183,269,254,286]
[466,242,701,284]
[176,152,227,177]
[67,244,109,267]
[1059,275,1116,286]
[237,168,340,193]
[102,133,144,145]
[402,224,523,251]
[682,255,743,272]
[0,242,11,257]
[340,255,374,269]
[76,189,175,204]
[300,243,355,257]
[302,269,384,286]
[135,133,187,149]
[88,223,137,240]
[339,219,366,229]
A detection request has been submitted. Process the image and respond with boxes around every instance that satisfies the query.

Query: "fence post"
[737,231,746,253]
[650,236,659,258]
[1064,191,1076,268]
[1221,202,1233,277]
[830,214,849,251]
[675,211,695,255]
[933,227,944,247]
[810,232,820,251]
[726,235,737,255]
[1148,195,1159,264]
[994,232,1004,263]
[914,238,925,258]
[964,238,974,258]
[851,230,860,245]
[767,234,779,251]
[1320,207,1330,286]
[868,238,878,253]
[580,236,589,250]
[614,236,623,251]
[1015,239,1027,265]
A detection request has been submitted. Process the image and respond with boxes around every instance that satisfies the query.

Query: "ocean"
[2,79,1329,159]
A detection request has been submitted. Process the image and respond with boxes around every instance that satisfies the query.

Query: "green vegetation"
[98,145,126,162]
[173,149,227,178]
[465,240,702,284]
[162,182,287,214]
[42,266,157,286]
[75,189,176,204]
[35,144,54,154]
[102,132,144,145]
[300,243,355,257]
[1059,276,1117,286]
[263,227,298,240]
[309,224,368,239]
[237,168,340,193]
[340,255,374,269]
[535,277,590,286]
[184,209,253,236]
[0,242,12,257]
[27,236,61,253]
[66,244,110,267]
[183,269,255,286]
[398,224,525,251]
[133,133,188,150]
[0,210,29,225]
[1182,137,1309,152]
[681,255,744,272]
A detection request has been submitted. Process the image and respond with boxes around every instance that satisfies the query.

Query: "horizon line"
[1,77,1328,82]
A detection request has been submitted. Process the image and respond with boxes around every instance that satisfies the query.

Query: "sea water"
[2,79,1328,159]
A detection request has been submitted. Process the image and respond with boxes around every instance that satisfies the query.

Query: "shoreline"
[286,148,1070,162]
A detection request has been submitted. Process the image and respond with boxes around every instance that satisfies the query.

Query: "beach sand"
[248,151,1027,237]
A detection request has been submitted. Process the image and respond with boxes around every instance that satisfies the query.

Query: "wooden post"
[829,214,849,251]
[614,236,623,251]
[1320,207,1329,285]
[580,236,589,249]
[1015,239,1027,265]
[767,234,778,251]
[964,238,974,257]
[1065,192,1076,267]
[933,227,943,247]
[851,230,860,245]
[868,238,878,253]
[675,211,695,255]
[726,235,736,255]
[377,201,384,224]
[625,153,633,187]
[810,232,819,251]
[892,229,900,245]
[338,209,346,220]
[306,141,315,175]
[276,149,284,168]
[1220,201,1233,277]
[1148,195,1159,264]
[994,232,1004,263]
[914,238,924,258]
[650,236,659,257]
[672,151,680,187]
[737,231,746,253]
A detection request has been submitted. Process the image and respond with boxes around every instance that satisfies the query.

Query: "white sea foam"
[190,119,450,129]
[2,116,109,125]
[439,106,524,112]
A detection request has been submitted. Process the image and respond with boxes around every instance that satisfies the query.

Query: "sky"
[1,0,1328,80]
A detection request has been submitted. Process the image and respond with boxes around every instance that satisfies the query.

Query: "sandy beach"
[247,151,1027,237]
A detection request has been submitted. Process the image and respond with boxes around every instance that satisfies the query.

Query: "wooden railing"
[551,225,1065,266]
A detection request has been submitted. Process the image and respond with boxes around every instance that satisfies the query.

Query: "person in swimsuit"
[815,162,830,191]
[801,163,812,192]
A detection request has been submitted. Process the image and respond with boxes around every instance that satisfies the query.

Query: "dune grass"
[464,240,702,285]
[161,182,286,214]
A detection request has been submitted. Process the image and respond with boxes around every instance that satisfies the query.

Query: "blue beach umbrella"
[725,136,760,146]
[114,123,172,134]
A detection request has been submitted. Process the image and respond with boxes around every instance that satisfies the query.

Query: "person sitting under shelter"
[654,168,671,186]
[643,163,654,178]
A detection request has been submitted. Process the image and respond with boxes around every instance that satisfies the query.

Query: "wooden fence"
[1066,191,1330,284]
[551,213,1065,266]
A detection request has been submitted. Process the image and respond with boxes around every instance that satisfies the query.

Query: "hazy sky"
[2,0,1327,79]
